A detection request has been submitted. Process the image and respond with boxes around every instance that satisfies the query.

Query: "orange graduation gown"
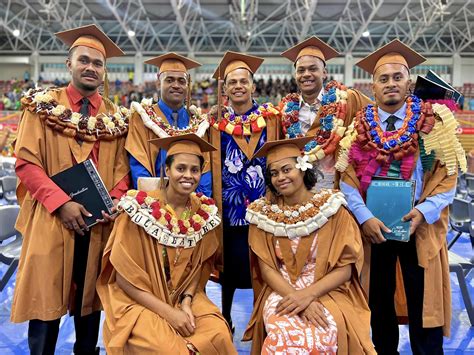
[243,203,376,354]
[96,191,236,354]
[341,158,455,336]
[11,87,129,322]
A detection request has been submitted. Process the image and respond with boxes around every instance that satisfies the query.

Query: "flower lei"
[280,81,348,162]
[245,189,346,239]
[21,88,129,141]
[130,99,209,138]
[118,190,220,248]
[336,95,436,192]
[206,103,279,136]
[336,97,467,190]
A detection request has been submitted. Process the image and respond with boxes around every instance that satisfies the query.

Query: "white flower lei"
[130,99,209,138]
[245,190,347,239]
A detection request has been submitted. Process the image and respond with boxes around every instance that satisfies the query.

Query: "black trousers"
[28,231,101,355]
[220,225,252,326]
[369,236,443,355]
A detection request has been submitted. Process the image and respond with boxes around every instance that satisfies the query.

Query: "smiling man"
[338,39,467,354]
[10,25,130,354]
[125,53,212,195]
[280,37,371,189]
[206,52,281,331]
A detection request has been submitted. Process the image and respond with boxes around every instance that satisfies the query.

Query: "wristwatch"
[180,293,193,303]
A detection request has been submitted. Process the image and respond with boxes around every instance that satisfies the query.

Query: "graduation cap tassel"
[186,75,192,112]
[159,148,166,190]
[217,75,222,124]
[103,68,110,100]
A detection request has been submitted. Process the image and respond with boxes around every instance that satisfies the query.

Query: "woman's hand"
[163,307,195,337]
[180,300,196,330]
[276,288,314,316]
[300,300,330,330]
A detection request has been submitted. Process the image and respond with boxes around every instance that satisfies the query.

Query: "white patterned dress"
[262,235,338,354]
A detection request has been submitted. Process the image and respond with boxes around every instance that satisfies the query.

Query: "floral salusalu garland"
[118,190,220,248]
[245,189,347,239]
[336,96,467,192]
[130,98,209,138]
[21,87,129,141]
[206,103,279,136]
[280,81,349,162]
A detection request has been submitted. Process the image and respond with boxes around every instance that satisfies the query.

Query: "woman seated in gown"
[242,137,375,354]
[97,134,236,355]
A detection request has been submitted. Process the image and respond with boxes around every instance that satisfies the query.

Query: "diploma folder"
[425,70,463,104]
[414,75,454,101]
[51,159,115,228]
[366,178,415,242]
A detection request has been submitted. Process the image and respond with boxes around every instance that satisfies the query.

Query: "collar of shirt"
[227,99,260,115]
[158,99,187,125]
[378,102,407,123]
[66,83,101,110]
[297,89,324,132]
[299,89,324,108]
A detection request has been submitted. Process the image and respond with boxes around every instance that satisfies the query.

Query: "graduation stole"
[130,99,209,138]
[21,87,129,142]
[280,80,349,163]
[118,190,221,249]
[206,102,279,136]
[245,189,346,239]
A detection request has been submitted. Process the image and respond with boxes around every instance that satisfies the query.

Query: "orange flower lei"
[206,103,279,136]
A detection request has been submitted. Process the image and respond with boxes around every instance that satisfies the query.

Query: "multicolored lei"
[118,190,220,248]
[206,103,279,136]
[280,81,349,162]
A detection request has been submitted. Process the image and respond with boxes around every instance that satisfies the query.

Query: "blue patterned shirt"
[221,102,268,226]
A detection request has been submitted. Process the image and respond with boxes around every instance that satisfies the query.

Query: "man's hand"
[402,208,425,235]
[57,201,92,236]
[361,217,391,244]
[96,199,119,224]
[276,289,314,317]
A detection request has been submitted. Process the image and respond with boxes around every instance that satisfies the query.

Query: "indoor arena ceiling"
[0,0,473,56]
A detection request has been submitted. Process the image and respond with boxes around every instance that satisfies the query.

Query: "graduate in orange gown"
[97,134,236,354]
[242,138,375,354]
[11,25,129,355]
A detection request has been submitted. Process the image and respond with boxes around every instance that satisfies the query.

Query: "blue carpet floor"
[0,231,472,354]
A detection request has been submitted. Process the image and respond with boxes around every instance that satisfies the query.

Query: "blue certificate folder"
[366,178,416,242]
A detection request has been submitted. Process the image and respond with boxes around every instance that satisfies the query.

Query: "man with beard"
[10,25,130,354]
[126,53,212,195]
[206,52,281,332]
[279,37,371,189]
[338,39,467,354]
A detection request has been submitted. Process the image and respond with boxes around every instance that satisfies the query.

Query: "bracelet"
[180,293,193,303]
